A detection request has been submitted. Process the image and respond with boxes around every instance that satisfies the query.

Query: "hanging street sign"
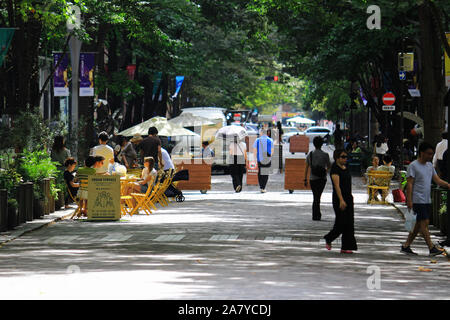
[398,52,414,72]
[382,92,396,105]
[399,71,406,80]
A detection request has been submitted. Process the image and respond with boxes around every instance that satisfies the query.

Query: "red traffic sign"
[382,92,396,105]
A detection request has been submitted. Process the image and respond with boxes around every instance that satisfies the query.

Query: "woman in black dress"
[324,149,357,254]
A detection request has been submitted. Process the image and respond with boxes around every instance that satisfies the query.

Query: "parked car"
[281,126,301,143]
[231,122,259,136]
[301,126,332,142]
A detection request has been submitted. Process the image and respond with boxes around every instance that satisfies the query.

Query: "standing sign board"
[87,176,121,221]
[246,159,259,185]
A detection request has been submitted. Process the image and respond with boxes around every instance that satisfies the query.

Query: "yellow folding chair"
[68,178,88,219]
[151,170,174,208]
[130,176,158,215]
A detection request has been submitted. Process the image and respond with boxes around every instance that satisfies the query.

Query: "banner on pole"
[53,53,70,97]
[0,28,15,66]
[152,71,163,100]
[445,33,450,88]
[172,76,185,98]
[79,53,95,96]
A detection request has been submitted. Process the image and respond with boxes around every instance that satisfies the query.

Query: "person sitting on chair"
[63,157,80,209]
[376,154,395,202]
[75,156,97,217]
[125,157,157,196]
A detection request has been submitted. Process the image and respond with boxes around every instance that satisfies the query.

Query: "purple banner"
[79,52,95,96]
[53,53,69,96]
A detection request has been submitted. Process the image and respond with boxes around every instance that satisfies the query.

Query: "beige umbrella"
[168,112,218,127]
[118,116,198,137]
[286,116,316,124]
[397,111,424,127]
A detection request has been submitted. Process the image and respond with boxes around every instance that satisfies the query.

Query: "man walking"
[138,126,162,170]
[252,128,274,193]
[401,142,450,256]
[90,131,114,174]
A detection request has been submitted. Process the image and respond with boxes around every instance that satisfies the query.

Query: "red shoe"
[340,250,353,254]
[325,243,332,250]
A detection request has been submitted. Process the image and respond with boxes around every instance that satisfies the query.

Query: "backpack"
[310,151,327,178]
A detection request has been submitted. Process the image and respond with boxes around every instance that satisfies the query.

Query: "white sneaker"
[260,189,266,193]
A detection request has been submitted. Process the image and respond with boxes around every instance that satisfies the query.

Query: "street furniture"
[129,177,157,215]
[172,159,211,193]
[284,158,310,193]
[289,135,309,154]
[69,177,88,219]
[367,171,394,204]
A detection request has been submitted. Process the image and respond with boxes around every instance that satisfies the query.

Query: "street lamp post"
[67,5,82,159]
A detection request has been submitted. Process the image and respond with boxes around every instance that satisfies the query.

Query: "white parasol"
[118,116,198,137]
[215,125,248,141]
[286,116,316,124]
[168,112,218,127]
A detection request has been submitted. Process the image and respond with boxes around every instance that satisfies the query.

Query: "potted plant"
[17,148,58,217]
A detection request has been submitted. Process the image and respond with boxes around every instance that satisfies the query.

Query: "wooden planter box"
[284,158,310,193]
[289,135,309,154]
[173,159,212,192]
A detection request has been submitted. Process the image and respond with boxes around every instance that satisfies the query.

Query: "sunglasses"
[340,155,348,159]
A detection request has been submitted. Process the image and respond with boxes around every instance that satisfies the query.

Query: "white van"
[171,107,227,164]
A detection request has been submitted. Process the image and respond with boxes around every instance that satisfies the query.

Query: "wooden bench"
[367,170,394,205]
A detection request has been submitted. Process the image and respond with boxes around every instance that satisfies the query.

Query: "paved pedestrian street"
[0,173,449,300]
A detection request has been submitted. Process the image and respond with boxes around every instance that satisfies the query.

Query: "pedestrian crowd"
[50,122,450,257]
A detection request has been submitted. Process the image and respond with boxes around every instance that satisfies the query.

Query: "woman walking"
[229,136,247,192]
[324,149,357,254]
[304,136,331,220]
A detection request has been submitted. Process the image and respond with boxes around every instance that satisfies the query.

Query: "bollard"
[25,182,34,220]
[49,178,55,213]
[7,202,18,230]
[34,198,44,219]
[0,189,7,232]
[17,183,26,224]
[24,182,33,222]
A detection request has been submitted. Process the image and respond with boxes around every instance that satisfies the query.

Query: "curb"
[0,208,75,246]
[391,202,407,220]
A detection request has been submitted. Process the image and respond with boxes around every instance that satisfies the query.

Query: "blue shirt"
[253,136,273,163]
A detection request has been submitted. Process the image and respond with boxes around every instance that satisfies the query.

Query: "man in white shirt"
[433,131,447,177]
[161,147,175,171]
[90,131,114,174]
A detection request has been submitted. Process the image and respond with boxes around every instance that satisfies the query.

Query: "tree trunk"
[419,4,446,147]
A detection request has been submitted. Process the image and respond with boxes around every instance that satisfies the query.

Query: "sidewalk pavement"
[0,206,74,246]
[0,171,412,246]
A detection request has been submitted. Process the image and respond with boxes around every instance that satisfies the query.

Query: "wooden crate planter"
[173,159,212,192]
[289,135,309,154]
[284,158,310,193]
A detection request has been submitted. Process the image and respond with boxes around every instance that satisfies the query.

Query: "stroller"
[164,169,189,202]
